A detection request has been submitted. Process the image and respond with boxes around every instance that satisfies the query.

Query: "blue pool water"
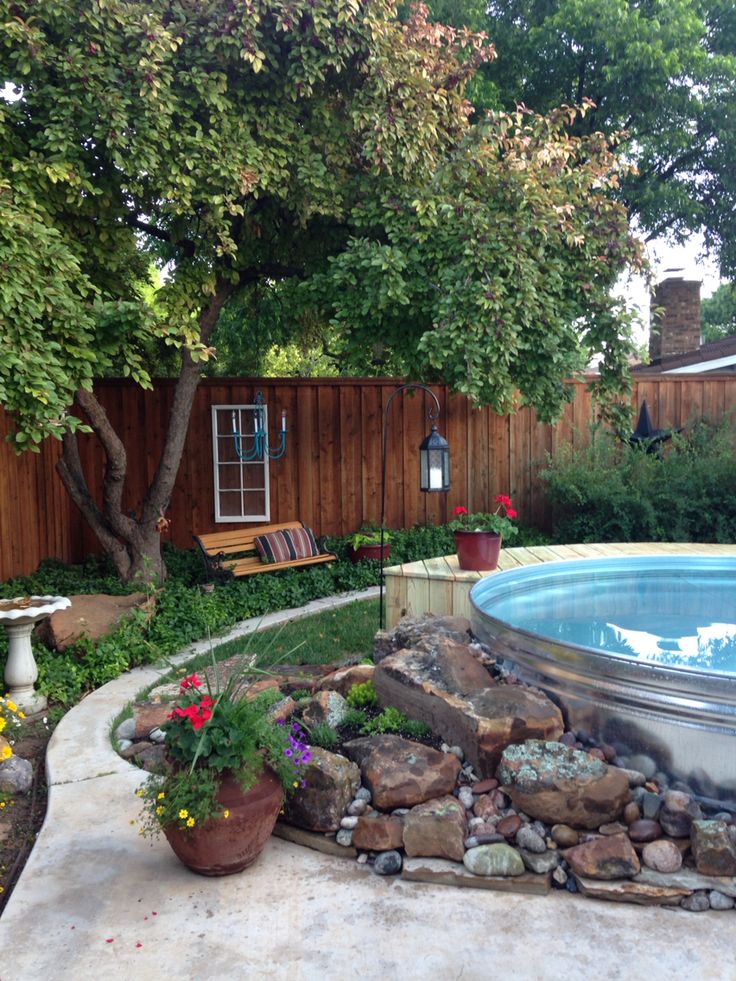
[470,556,736,675]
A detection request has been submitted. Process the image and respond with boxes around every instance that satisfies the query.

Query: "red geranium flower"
[453,505,469,516]
[179,673,202,691]
[494,494,512,508]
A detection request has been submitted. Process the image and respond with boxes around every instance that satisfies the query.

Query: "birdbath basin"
[0,596,71,713]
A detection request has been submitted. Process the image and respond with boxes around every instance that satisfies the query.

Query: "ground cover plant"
[541,417,736,544]
[0,522,548,710]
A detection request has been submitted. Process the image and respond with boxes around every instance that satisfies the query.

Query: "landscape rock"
[373,647,562,775]
[496,814,522,839]
[635,866,736,897]
[690,820,736,876]
[133,701,172,739]
[574,876,690,906]
[0,756,32,794]
[374,614,472,664]
[36,592,153,651]
[641,839,683,873]
[497,740,630,829]
[640,791,662,820]
[658,790,703,838]
[300,690,349,730]
[564,835,641,880]
[463,843,525,877]
[283,747,360,832]
[342,735,460,810]
[516,824,547,853]
[352,813,405,852]
[551,824,579,848]
[317,664,374,696]
[403,795,467,862]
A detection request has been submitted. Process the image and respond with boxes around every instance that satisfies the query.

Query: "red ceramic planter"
[163,767,283,876]
[454,531,502,571]
[348,543,391,563]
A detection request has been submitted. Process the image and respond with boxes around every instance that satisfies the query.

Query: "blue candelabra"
[231,391,287,461]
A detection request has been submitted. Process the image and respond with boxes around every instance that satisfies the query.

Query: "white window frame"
[211,404,271,523]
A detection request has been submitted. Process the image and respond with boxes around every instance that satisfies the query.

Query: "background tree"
[1,0,640,582]
[429,0,736,277]
[701,283,736,343]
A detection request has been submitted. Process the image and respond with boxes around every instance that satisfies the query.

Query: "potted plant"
[137,661,310,876]
[448,496,519,571]
[348,526,391,563]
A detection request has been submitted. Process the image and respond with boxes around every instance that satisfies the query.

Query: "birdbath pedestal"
[0,596,71,714]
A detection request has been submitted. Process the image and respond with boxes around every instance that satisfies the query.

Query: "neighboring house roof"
[633,334,736,374]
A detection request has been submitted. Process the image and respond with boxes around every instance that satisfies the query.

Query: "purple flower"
[284,748,293,758]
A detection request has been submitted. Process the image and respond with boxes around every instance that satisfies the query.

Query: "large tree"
[432,0,736,277]
[1,0,641,582]
[701,283,736,342]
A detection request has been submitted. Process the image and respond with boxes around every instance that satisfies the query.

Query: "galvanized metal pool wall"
[470,556,736,810]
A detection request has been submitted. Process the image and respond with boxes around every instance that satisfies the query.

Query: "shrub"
[540,417,736,544]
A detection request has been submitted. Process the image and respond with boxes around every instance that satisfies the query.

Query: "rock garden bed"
[120,614,736,914]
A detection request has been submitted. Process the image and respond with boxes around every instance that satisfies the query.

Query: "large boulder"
[282,747,360,832]
[342,735,461,810]
[374,646,563,776]
[36,592,154,651]
[497,740,630,829]
[373,614,473,664]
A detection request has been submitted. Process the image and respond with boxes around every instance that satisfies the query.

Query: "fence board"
[1,374,736,581]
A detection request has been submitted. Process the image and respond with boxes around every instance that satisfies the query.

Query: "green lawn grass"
[190,598,379,673]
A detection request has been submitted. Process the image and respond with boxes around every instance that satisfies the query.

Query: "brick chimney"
[649,275,701,361]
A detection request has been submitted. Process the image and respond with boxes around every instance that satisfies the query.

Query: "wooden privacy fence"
[1,374,734,582]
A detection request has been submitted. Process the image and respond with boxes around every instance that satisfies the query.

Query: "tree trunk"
[56,282,234,585]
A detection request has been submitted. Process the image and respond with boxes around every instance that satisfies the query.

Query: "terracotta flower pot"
[454,531,502,571]
[348,543,391,563]
[163,767,283,877]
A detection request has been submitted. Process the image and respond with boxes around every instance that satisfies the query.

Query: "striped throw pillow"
[255,530,295,564]
[255,527,321,564]
[285,526,320,559]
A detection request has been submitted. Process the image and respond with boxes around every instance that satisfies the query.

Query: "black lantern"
[419,424,451,492]
[379,384,451,628]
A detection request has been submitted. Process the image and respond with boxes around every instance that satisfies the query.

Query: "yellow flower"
[155,806,164,816]
[0,802,5,809]
[5,701,16,712]
[17,711,24,719]
[293,781,299,788]
[1,746,11,760]
[186,817,195,828]
[223,809,230,819]
[157,792,165,800]
[178,809,188,819]
[0,718,5,733]
[135,788,144,797]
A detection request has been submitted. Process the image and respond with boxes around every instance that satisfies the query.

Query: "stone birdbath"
[0,595,70,713]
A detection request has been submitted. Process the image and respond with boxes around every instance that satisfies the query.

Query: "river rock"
[282,747,360,832]
[403,795,467,862]
[564,835,641,880]
[641,839,683,873]
[373,647,563,776]
[708,890,735,910]
[516,824,547,853]
[373,850,402,875]
[497,740,630,829]
[352,812,404,851]
[497,814,522,838]
[463,843,525,877]
[659,790,703,838]
[342,735,460,810]
[640,791,662,820]
[519,848,559,874]
[551,824,579,848]
[690,820,736,876]
[681,891,710,912]
[628,819,662,843]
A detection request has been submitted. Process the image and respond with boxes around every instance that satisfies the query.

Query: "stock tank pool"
[470,555,736,808]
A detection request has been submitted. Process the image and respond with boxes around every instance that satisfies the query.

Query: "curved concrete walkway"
[1,588,734,981]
